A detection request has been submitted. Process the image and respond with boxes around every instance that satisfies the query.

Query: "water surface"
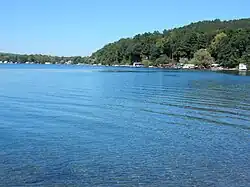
[0,64,249,186]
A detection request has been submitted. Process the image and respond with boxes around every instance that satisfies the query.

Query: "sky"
[1,0,250,56]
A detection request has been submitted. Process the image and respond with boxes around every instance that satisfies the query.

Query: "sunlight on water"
[0,64,249,186]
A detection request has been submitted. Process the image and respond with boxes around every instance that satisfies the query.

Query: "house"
[239,63,247,71]
[211,63,220,67]
[183,64,195,69]
[133,62,144,67]
[65,60,72,65]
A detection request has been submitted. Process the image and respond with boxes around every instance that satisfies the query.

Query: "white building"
[211,63,220,67]
[183,64,195,69]
[239,63,247,71]
[65,60,72,65]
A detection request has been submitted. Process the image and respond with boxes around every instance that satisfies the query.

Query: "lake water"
[0,64,249,186]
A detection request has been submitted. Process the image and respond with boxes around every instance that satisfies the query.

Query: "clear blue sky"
[1,0,249,56]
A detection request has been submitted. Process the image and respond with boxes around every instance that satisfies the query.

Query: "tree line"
[0,53,91,64]
[1,18,250,68]
[92,18,250,68]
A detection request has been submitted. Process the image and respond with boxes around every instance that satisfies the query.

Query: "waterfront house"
[65,60,72,65]
[211,63,220,67]
[239,63,247,71]
[183,64,195,69]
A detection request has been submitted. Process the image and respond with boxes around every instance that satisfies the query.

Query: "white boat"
[133,62,144,67]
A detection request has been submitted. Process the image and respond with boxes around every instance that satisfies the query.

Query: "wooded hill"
[92,18,250,68]
[1,18,250,68]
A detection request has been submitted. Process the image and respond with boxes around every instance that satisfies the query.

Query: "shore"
[0,61,249,72]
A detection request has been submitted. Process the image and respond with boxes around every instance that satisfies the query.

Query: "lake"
[0,64,249,186]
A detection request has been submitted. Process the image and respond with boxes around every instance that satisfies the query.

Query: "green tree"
[155,55,173,65]
[1,18,250,68]
[141,59,153,67]
[190,49,214,68]
[209,32,228,60]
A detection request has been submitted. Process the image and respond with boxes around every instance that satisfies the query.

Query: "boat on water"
[133,62,144,67]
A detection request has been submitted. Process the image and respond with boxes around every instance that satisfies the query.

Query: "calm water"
[0,64,249,186]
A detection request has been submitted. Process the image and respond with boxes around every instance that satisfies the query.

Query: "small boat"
[133,62,144,67]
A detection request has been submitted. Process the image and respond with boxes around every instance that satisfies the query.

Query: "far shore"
[0,61,249,72]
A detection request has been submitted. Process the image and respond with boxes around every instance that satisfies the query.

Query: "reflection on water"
[239,71,247,76]
[0,64,250,186]
[219,70,250,76]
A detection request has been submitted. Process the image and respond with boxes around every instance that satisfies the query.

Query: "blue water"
[0,64,250,186]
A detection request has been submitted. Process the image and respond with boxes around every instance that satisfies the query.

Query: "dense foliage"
[189,49,215,68]
[92,18,250,67]
[0,53,91,64]
[1,18,250,68]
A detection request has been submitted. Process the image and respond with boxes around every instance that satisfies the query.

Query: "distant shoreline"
[0,62,249,72]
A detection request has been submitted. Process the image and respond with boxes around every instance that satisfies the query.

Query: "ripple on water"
[0,66,250,186]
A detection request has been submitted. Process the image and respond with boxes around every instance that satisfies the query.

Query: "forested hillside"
[0,53,90,65]
[92,18,250,67]
[1,18,250,67]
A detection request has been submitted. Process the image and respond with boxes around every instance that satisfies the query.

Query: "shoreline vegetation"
[0,60,248,72]
[1,18,250,70]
